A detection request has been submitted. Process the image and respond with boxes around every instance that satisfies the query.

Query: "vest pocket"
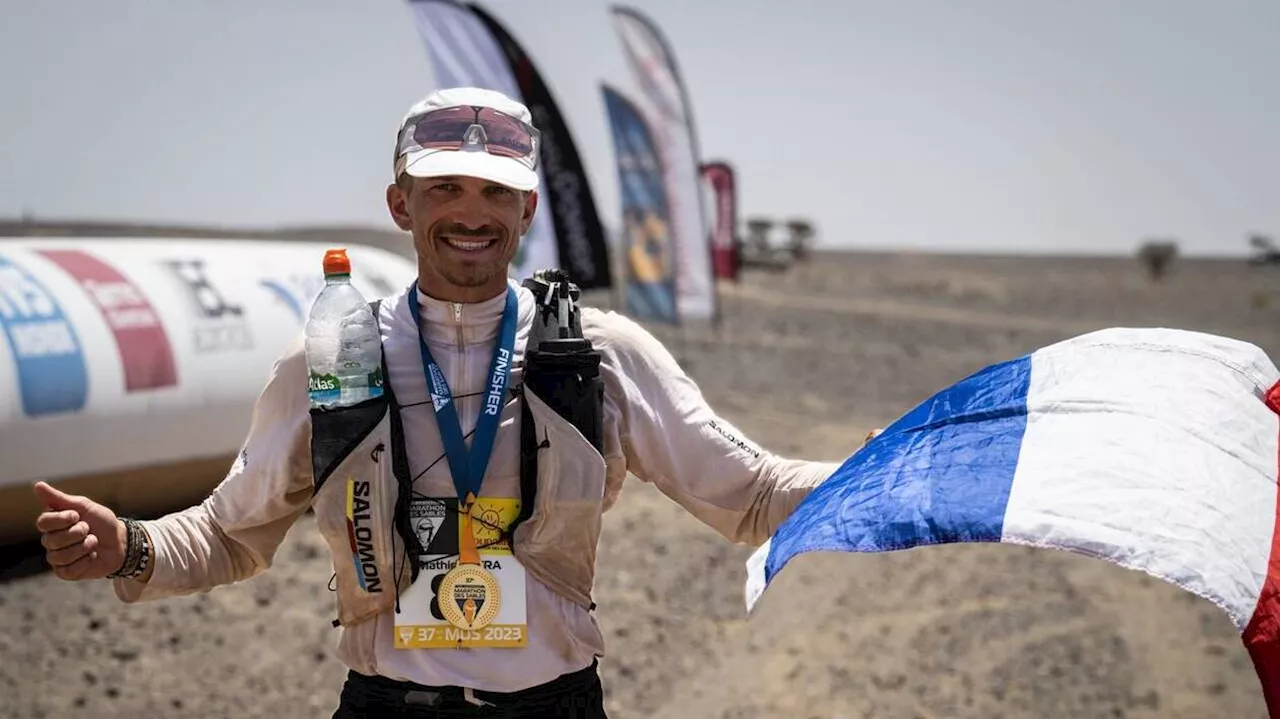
[310,409,398,624]
[309,395,394,617]
[310,396,388,493]
[513,390,607,608]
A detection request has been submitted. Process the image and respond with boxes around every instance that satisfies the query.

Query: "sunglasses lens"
[474,108,534,158]
[399,106,539,169]
[412,107,475,148]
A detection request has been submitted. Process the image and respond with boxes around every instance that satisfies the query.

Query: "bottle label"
[365,366,385,400]
[309,372,341,405]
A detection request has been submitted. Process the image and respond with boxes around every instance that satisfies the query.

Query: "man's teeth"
[443,237,495,251]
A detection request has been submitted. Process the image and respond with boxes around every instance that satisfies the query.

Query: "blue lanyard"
[406,284,518,508]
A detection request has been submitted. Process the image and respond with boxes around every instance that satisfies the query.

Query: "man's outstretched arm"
[34,339,317,602]
[593,312,852,546]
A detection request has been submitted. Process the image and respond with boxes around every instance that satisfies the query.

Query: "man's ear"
[520,190,539,235]
[386,182,413,231]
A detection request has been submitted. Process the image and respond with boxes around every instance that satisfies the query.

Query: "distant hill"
[0,218,414,260]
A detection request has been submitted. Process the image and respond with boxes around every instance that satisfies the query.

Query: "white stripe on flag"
[1003,328,1280,629]
[744,538,772,613]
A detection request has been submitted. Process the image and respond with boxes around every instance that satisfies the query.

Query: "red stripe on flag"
[1244,380,1280,717]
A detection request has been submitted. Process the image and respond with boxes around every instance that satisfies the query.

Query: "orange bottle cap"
[323,248,351,276]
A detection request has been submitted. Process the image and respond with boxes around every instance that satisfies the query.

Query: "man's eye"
[486,185,512,196]
[431,183,459,192]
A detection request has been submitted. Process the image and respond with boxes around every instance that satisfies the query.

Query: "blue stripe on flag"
[762,355,1035,583]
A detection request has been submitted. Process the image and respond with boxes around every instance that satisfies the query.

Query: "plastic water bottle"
[305,248,384,409]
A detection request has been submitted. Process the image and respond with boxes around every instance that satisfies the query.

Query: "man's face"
[386,173,537,294]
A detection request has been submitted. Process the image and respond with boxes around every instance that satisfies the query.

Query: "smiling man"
[33,87,863,718]
[389,88,540,302]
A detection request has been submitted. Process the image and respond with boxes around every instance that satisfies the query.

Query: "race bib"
[394,497,528,649]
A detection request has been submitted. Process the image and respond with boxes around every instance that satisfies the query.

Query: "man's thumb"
[33,481,86,511]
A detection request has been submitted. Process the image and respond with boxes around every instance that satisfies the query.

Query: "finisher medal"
[439,563,502,630]
[439,499,502,630]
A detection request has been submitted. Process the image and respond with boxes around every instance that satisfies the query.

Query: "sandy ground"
[1,250,1277,718]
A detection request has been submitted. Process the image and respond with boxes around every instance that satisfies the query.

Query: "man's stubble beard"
[438,260,505,288]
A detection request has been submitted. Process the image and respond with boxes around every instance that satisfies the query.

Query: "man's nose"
[454,217,487,230]
[448,209,490,231]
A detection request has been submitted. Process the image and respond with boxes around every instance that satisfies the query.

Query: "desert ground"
[1,249,1277,718]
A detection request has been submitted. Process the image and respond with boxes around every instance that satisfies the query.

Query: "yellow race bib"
[394,497,528,649]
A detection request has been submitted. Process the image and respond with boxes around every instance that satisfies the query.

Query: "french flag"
[745,328,1280,714]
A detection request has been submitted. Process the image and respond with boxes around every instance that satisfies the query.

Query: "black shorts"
[331,659,607,718]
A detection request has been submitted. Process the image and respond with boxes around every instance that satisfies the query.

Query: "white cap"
[394,87,539,192]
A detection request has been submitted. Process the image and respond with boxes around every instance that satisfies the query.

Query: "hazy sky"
[1,0,1275,257]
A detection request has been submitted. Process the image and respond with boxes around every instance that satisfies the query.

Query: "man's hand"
[864,428,884,445]
[32,481,128,581]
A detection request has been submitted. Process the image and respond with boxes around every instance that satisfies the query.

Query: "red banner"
[701,161,739,281]
[39,249,178,391]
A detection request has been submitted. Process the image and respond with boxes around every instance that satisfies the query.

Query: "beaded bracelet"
[107,518,152,580]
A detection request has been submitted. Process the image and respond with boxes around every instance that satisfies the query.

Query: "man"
[31,87,858,718]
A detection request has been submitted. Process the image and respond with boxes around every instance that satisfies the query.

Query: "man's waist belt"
[342,659,599,710]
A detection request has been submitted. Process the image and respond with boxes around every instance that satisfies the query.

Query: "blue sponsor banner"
[601,85,678,323]
[0,254,89,417]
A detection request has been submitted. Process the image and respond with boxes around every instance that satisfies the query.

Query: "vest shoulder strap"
[368,299,424,584]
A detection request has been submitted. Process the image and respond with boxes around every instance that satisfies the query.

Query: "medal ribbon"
[407,284,517,566]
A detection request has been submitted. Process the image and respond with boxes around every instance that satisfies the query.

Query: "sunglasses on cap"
[396,105,541,170]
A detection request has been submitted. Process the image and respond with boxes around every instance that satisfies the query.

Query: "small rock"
[110,646,140,662]
[1129,689,1160,710]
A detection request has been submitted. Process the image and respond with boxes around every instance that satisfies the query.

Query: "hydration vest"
[314,270,605,590]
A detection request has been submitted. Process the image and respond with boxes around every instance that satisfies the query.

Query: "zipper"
[452,302,467,436]
[452,302,464,348]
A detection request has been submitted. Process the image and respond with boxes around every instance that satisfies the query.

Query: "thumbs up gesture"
[32,481,129,581]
